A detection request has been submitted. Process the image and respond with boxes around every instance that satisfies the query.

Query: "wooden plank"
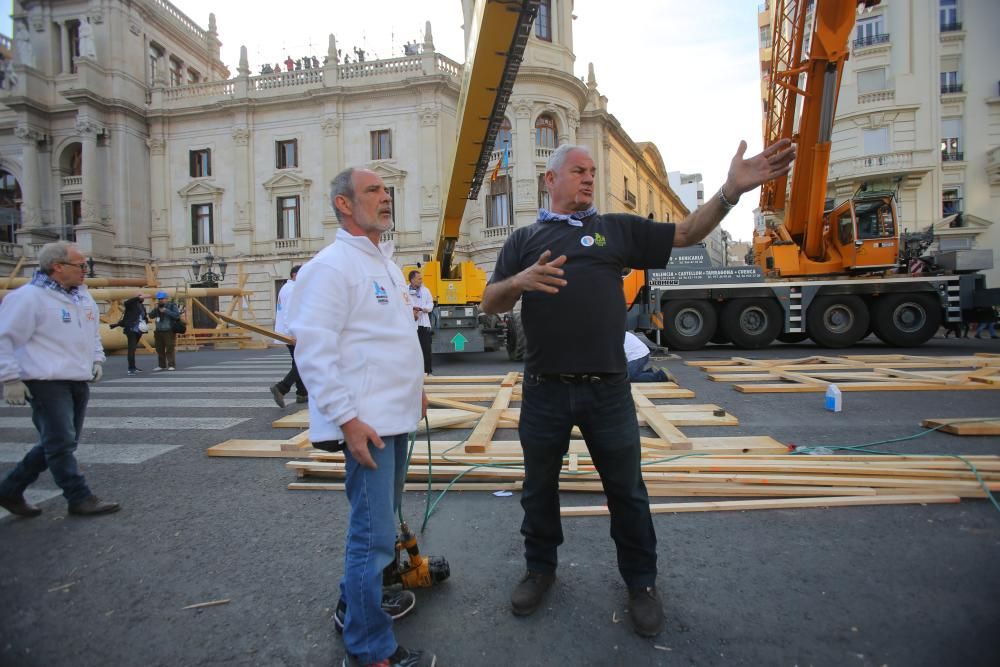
[464,386,513,453]
[921,418,1000,436]
[426,397,489,413]
[632,387,691,448]
[207,439,317,458]
[560,494,962,516]
[500,371,520,387]
[213,312,293,344]
[280,430,312,451]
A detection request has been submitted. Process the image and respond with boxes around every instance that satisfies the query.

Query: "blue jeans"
[518,374,657,588]
[339,433,408,664]
[0,380,92,504]
[626,354,665,383]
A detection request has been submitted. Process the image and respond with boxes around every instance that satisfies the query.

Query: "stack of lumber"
[686,354,1000,393]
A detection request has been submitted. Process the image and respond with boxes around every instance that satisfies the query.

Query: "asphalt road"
[1,335,999,667]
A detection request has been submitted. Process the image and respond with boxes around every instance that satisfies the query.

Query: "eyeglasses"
[59,262,89,270]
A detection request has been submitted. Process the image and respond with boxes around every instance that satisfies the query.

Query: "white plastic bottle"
[824,384,842,412]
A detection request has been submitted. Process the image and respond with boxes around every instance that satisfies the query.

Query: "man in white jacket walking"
[288,168,434,667]
[0,241,119,517]
[269,264,307,407]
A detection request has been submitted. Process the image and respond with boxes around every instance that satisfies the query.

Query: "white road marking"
[0,417,249,430]
[0,443,180,464]
[87,399,282,408]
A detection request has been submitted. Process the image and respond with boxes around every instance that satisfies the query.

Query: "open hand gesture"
[514,250,568,295]
[725,138,796,199]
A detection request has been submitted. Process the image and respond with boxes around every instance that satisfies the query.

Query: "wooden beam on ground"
[921,418,1000,436]
[214,311,293,345]
[464,386,513,453]
[560,494,961,516]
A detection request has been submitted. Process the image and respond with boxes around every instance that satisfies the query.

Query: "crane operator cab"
[827,192,899,273]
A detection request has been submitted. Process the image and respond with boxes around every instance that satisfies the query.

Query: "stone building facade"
[0,0,687,321]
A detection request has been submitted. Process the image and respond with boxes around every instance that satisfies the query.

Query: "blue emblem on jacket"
[373,281,389,305]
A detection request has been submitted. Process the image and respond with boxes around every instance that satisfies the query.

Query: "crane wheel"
[660,299,717,351]
[720,298,782,349]
[806,295,870,348]
[871,293,941,347]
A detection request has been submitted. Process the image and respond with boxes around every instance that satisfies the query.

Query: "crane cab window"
[837,211,855,246]
[855,200,894,239]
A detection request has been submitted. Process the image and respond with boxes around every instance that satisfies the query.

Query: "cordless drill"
[382,521,450,589]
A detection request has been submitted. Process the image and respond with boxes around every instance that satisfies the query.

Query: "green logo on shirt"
[594,232,606,247]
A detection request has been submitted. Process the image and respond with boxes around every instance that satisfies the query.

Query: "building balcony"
[942,151,964,162]
[535,147,554,161]
[482,225,512,240]
[940,21,962,32]
[0,241,22,259]
[379,230,395,244]
[275,238,300,250]
[858,89,895,105]
[624,190,637,209]
[854,33,890,49]
[987,146,1000,185]
[829,149,936,185]
[941,83,964,94]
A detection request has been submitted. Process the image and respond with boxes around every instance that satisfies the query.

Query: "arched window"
[535,114,557,149]
[0,169,21,244]
[61,143,83,176]
[494,117,512,152]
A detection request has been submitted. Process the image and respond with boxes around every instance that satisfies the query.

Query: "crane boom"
[435,0,539,279]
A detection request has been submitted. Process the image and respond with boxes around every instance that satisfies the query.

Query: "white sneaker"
[152,367,164,372]
[167,366,176,371]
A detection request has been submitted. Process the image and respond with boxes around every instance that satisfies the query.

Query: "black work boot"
[510,571,556,616]
[68,495,121,516]
[628,585,664,637]
[0,494,42,518]
[269,384,286,408]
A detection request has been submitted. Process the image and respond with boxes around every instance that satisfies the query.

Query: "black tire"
[719,298,782,349]
[871,293,941,347]
[710,330,731,345]
[660,299,717,351]
[806,294,870,348]
[777,332,809,344]
[506,311,526,361]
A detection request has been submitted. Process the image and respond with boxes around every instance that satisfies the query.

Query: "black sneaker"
[627,585,664,637]
[269,384,285,408]
[510,571,555,617]
[334,589,416,634]
[343,645,436,667]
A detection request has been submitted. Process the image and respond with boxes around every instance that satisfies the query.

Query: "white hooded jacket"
[288,229,423,441]
[0,282,106,382]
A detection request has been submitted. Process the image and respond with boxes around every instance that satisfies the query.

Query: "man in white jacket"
[288,168,434,667]
[269,264,307,408]
[0,241,120,517]
[407,269,434,375]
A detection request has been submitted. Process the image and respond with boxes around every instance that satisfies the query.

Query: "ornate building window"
[537,174,550,210]
[387,186,397,228]
[277,196,300,239]
[487,175,512,228]
[61,200,80,241]
[371,130,392,160]
[169,57,184,86]
[149,43,164,83]
[276,139,298,169]
[67,20,81,73]
[189,149,212,177]
[0,170,21,244]
[535,0,552,41]
[494,117,512,152]
[191,204,213,245]
[535,115,557,149]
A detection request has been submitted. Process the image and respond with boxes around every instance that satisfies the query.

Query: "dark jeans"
[0,380,92,504]
[125,329,142,371]
[627,354,666,383]
[154,330,176,368]
[518,373,657,588]
[416,326,432,373]
[276,344,307,397]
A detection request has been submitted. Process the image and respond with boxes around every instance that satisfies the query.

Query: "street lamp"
[86,256,96,278]
[189,253,227,285]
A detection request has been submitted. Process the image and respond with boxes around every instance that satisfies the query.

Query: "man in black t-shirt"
[482,140,793,637]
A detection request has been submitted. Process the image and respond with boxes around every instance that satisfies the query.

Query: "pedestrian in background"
[408,269,434,376]
[270,265,308,408]
[110,293,149,376]
[289,167,433,667]
[0,240,119,517]
[149,291,180,371]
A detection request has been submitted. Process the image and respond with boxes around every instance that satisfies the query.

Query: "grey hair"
[37,241,77,273]
[330,168,356,223]
[546,144,592,174]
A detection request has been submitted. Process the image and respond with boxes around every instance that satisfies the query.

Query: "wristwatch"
[718,187,739,212]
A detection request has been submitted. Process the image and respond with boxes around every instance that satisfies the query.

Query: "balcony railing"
[483,225,512,240]
[624,190,637,208]
[535,147,554,161]
[0,241,21,258]
[940,83,963,94]
[942,151,964,162]
[858,89,895,104]
[275,238,300,250]
[940,21,962,32]
[379,230,395,244]
[854,33,890,49]
[61,175,83,189]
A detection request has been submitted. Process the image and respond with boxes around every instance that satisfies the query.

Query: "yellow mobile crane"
[402,0,539,354]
